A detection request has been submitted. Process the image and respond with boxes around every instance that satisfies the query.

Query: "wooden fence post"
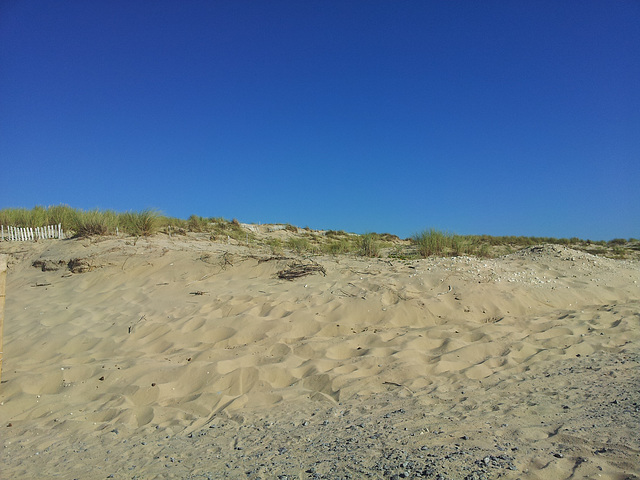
[0,254,6,385]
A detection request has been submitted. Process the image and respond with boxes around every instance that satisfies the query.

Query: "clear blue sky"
[1,1,638,240]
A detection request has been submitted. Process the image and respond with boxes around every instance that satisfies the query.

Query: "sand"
[0,232,638,479]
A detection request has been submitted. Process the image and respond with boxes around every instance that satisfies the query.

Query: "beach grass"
[287,237,312,254]
[323,238,355,255]
[359,233,380,257]
[1,206,637,259]
[119,209,160,236]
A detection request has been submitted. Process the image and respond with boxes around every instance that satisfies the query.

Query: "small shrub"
[608,238,626,246]
[611,246,626,258]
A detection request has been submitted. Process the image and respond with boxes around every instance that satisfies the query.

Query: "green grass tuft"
[120,209,160,236]
[72,209,119,237]
[287,237,312,253]
[359,233,380,257]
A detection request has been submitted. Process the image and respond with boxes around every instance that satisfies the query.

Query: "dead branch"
[277,261,326,280]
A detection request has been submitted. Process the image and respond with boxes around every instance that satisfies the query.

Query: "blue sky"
[1,1,638,240]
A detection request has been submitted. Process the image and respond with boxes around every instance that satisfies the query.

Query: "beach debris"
[128,314,147,334]
[437,285,452,296]
[68,258,93,273]
[190,291,208,296]
[257,255,290,264]
[222,252,234,267]
[32,259,66,271]
[33,257,98,274]
[277,260,326,280]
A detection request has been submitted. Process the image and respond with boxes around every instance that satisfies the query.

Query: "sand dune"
[1,233,638,479]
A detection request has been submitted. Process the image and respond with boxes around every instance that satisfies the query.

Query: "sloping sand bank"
[1,235,638,479]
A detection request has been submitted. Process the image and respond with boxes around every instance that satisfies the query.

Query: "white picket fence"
[1,224,64,242]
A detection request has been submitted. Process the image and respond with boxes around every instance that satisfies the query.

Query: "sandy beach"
[0,230,638,479]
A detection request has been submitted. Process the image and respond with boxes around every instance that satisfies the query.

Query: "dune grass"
[119,209,160,236]
[1,206,636,260]
[409,229,635,259]
[72,209,119,236]
[287,237,312,253]
[2,206,170,238]
[323,238,355,255]
[359,233,380,257]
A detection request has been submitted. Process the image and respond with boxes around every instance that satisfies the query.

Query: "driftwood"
[257,255,290,264]
[277,261,326,280]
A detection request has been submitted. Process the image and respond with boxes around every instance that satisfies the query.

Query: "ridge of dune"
[0,233,638,479]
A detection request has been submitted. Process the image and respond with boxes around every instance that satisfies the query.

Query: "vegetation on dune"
[265,238,283,255]
[119,209,160,237]
[409,229,639,260]
[323,238,355,255]
[287,237,312,254]
[359,233,380,257]
[72,209,119,236]
[412,229,477,257]
[0,206,637,260]
[0,206,242,239]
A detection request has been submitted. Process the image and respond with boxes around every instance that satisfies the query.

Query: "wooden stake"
[0,254,6,385]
